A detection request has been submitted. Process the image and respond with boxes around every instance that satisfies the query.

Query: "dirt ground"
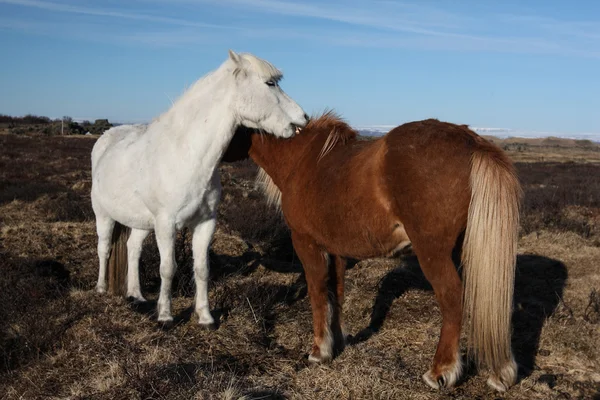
[0,132,598,399]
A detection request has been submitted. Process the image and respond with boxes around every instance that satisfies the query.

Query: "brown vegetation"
[0,114,112,136]
[0,132,598,399]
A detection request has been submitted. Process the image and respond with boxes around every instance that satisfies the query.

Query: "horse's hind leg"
[95,215,115,294]
[126,228,150,302]
[332,256,348,346]
[291,231,334,362]
[414,245,464,390]
[154,218,177,323]
[192,217,216,328]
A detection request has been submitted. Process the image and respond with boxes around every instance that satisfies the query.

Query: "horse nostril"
[304,113,309,122]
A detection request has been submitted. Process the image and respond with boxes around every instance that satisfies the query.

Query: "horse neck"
[151,68,237,168]
[248,130,321,188]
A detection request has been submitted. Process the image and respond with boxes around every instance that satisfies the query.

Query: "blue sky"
[1,0,599,137]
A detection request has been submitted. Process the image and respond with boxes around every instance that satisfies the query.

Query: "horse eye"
[266,80,276,87]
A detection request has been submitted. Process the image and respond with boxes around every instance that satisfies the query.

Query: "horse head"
[226,50,308,138]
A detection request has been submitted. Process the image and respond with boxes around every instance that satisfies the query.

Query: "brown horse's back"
[282,119,497,259]
[382,119,486,249]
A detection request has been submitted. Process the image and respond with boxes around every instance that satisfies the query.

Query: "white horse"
[91,50,308,326]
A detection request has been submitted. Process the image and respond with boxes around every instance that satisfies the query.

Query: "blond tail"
[108,222,130,296]
[462,150,522,391]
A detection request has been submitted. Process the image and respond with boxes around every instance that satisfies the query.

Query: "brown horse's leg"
[416,248,464,389]
[291,231,333,363]
[331,256,347,348]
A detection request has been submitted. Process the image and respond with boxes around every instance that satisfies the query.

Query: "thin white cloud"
[122,28,219,47]
[2,0,599,57]
[0,0,238,30]
[500,14,600,40]
[241,25,600,59]
[188,0,470,36]
[0,15,223,48]
[190,0,600,57]
[0,16,39,31]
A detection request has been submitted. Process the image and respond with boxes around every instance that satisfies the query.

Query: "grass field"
[0,132,598,399]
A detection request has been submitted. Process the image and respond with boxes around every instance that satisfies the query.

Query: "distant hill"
[357,128,390,137]
[357,127,600,148]
[481,135,600,149]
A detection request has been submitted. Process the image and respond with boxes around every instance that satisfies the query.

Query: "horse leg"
[331,255,348,347]
[192,217,216,328]
[95,215,115,294]
[291,231,334,363]
[126,228,150,302]
[416,248,464,390]
[154,218,177,323]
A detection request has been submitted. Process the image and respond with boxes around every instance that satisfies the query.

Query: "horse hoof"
[423,371,452,390]
[422,364,462,390]
[487,358,518,392]
[487,376,509,392]
[308,346,332,364]
[197,313,215,327]
[423,371,441,390]
[158,320,174,331]
[95,285,106,294]
[157,313,174,328]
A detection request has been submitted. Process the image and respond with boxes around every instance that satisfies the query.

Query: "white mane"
[236,53,283,82]
[152,52,284,133]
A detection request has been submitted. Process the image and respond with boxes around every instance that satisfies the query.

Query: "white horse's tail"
[108,222,130,296]
[462,148,522,391]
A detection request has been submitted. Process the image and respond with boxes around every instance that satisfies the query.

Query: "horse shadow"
[131,236,311,328]
[138,229,265,293]
[34,259,71,291]
[1,257,72,372]
[131,246,262,324]
[350,253,568,380]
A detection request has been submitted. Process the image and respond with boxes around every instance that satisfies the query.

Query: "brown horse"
[224,111,522,392]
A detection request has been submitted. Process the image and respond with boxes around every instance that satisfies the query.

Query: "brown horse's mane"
[308,110,358,160]
[255,110,357,210]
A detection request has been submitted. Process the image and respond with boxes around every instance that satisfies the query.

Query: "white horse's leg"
[192,218,217,327]
[154,218,177,322]
[126,228,150,302]
[95,215,115,293]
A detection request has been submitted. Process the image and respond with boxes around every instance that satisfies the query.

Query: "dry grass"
[0,133,599,399]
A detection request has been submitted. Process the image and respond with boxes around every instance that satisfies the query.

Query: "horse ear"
[228,49,241,65]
